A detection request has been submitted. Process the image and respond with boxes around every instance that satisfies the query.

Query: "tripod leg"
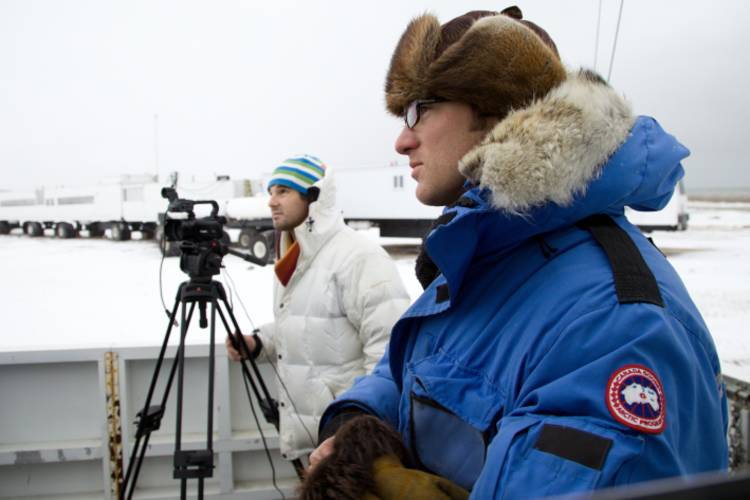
[175,298,190,500]
[171,295,218,498]
[175,298,188,457]
[126,290,197,500]
[121,290,184,500]
[207,300,216,453]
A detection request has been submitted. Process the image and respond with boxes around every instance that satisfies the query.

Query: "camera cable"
[158,236,178,326]
[241,366,286,500]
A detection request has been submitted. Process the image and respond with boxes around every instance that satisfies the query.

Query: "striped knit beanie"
[267,155,327,195]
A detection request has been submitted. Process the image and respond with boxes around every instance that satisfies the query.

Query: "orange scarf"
[274,240,300,286]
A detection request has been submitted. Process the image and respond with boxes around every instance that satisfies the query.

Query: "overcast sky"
[1,0,749,192]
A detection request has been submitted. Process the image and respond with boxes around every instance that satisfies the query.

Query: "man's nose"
[395,126,418,155]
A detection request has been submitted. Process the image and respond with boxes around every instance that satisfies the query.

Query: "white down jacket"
[255,169,410,459]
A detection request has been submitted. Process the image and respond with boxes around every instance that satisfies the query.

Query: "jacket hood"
[285,167,345,261]
[459,69,636,213]
[424,70,689,300]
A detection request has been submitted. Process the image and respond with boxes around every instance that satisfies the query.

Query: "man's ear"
[306,186,320,202]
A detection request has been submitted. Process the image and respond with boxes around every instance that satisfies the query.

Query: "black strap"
[452,196,479,209]
[577,214,664,307]
[433,211,458,227]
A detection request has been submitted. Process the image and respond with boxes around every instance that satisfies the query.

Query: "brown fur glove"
[299,415,468,500]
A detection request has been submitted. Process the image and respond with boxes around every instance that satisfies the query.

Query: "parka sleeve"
[468,304,727,498]
[254,320,277,361]
[249,274,280,362]
[319,346,402,435]
[340,250,410,373]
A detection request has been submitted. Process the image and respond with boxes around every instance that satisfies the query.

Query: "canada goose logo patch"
[606,365,666,434]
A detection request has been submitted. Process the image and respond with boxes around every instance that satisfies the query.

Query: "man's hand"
[225,334,256,362]
[308,436,335,471]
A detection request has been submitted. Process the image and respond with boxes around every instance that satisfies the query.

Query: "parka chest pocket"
[410,392,489,491]
[405,356,505,492]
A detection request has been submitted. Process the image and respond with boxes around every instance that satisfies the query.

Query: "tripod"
[120,276,305,499]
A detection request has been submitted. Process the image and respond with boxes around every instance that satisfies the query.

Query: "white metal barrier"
[0,345,298,499]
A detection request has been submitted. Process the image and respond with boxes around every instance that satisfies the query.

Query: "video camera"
[161,187,265,280]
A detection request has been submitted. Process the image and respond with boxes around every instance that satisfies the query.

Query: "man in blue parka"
[309,7,728,498]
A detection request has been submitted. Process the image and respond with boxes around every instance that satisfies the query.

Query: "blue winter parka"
[320,71,729,498]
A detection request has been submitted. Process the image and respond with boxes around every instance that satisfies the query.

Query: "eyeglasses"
[404,98,446,129]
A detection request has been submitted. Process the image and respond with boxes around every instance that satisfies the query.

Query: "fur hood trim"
[459,70,636,213]
[385,11,566,118]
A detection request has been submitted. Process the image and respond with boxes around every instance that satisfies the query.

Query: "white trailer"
[222,196,276,261]
[334,166,442,237]
[0,174,251,241]
[625,180,689,232]
[314,166,689,236]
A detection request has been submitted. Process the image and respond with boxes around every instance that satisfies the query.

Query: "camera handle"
[227,247,268,266]
[120,279,303,500]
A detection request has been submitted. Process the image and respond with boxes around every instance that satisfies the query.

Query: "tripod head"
[161,188,266,279]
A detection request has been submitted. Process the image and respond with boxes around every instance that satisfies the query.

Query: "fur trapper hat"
[385,6,566,119]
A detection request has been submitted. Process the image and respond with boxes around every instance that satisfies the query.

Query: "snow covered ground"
[1,202,748,382]
[647,202,750,381]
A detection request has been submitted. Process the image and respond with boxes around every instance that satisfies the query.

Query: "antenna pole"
[593,0,602,70]
[154,113,160,181]
[607,0,625,82]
